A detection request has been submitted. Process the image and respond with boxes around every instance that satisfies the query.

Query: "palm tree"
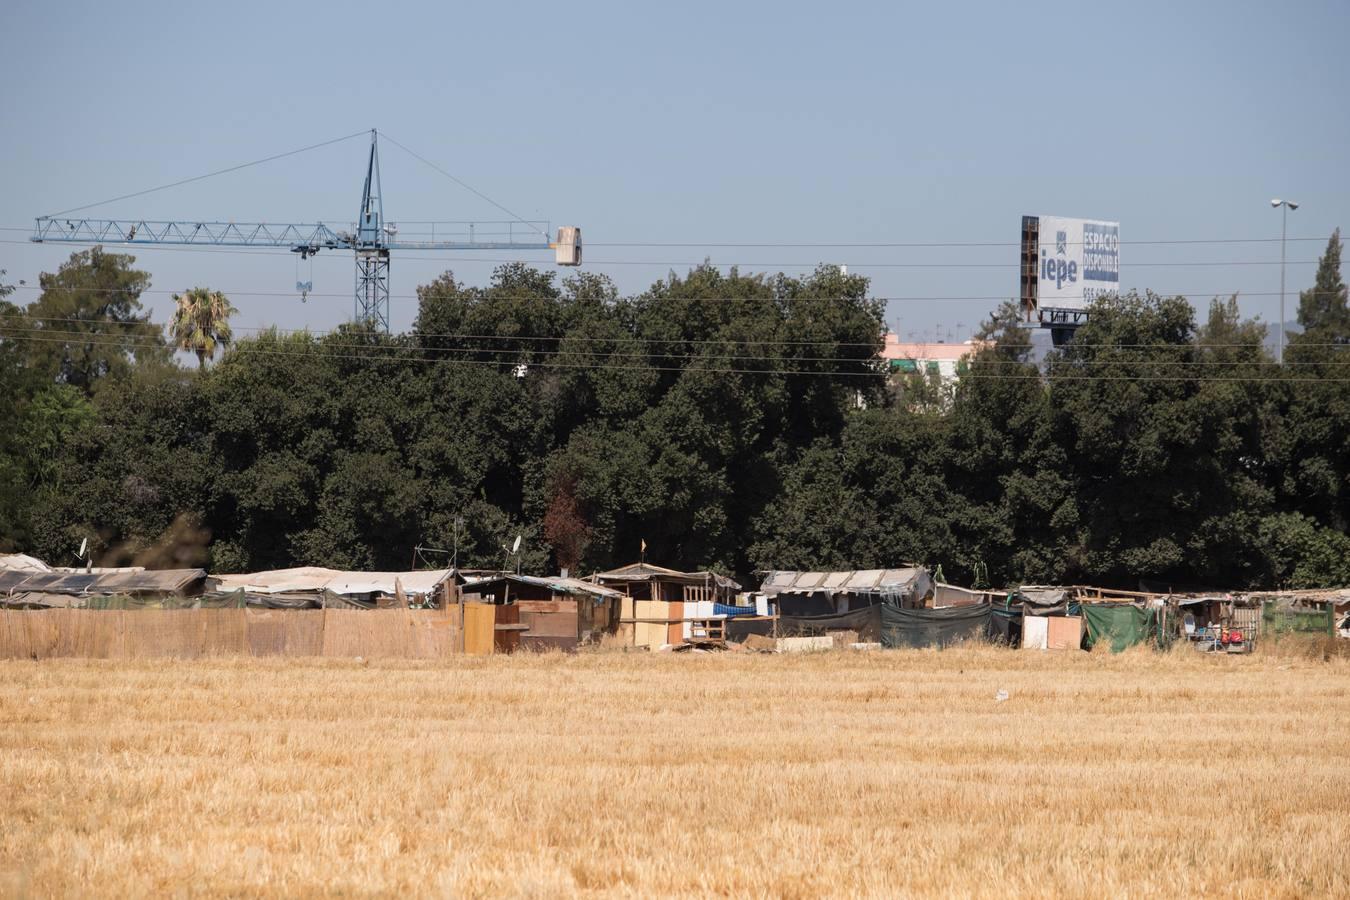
[170,287,237,368]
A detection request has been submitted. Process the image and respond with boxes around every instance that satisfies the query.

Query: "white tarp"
[1036,216,1120,310]
[0,554,53,572]
[215,567,454,597]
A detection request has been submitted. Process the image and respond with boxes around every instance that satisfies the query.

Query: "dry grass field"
[2,644,1348,897]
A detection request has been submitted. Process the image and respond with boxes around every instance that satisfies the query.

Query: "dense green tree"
[10,247,1350,590]
[1296,229,1348,338]
[1282,231,1350,532]
[2,247,168,394]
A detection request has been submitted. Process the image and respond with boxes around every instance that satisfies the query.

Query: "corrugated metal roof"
[0,568,207,596]
[463,573,622,599]
[759,567,928,597]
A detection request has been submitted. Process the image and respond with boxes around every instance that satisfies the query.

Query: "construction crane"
[30,130,582,332]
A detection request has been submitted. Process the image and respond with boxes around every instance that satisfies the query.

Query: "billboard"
[1022,216,1119,314]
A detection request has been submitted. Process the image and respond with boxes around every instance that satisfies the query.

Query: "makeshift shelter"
[880,603,991,649]
[1260,601,1335,637]
[592,563,743,649]
[1082,604,1157,652]
[777,606,886,643]
[932,583,996,608]
[773,602,991,649]
[1016,586,1072,608]
[460,573,623,652]
[0,566,211,609]
[592,562,740,604]
[0,554,53,573]
[758,568,934,615]
[214,567,459,608]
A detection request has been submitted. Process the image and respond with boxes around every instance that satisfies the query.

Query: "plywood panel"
[634,600,669,650]
[494,603,521,654]
[1047,615,1083,651]
[667,601,685,646]
[463,602,496,656]
[522,610,578,638]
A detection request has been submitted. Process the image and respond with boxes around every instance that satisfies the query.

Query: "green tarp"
[1261,602,1333,636]
[1082,604,1156,652]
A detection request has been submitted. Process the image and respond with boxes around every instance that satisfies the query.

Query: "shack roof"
[759,567,929,597]
[0,554,53,572]
[462,573,623,599]
[592,562,741,591]
[214,567,456,596]
[0,568,207,596]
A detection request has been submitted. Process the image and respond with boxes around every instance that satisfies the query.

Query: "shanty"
[3,548,1344,658]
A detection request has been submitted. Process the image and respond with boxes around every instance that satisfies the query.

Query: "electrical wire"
[1,238,1336,268]
[3,329,1346,382]
[0,224,1337,248]
[7,284,1349,305]
[5,313,1349,351]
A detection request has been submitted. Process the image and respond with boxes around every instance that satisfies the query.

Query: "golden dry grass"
[2,645,1349,897]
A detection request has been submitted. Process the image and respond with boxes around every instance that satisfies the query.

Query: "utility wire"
[5,321,1334,366]
[41,130,370,220]
[9,285,1349,304]
[0,223,1337,248]
[4,329,1347,381]
[6,313,1350,351]
[0,237,1336,269]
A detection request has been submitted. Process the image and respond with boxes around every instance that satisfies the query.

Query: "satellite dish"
[78,538,88,561]
[511,534,522,554]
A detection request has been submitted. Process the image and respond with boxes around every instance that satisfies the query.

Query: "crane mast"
[31,130,582,332]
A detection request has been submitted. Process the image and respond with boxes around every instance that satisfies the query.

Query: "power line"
[1,239,1340,269]
[4,329,1347,382]
[6,321,1332,365]
[6,312,1350,351]
[0,223,1338,248]
[7,284,1349,305]
[41,130,370,220]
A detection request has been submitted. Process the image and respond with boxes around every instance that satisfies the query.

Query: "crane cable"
[41,130,371,220]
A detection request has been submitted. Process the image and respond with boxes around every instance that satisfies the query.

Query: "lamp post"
[1271,198,1299,365]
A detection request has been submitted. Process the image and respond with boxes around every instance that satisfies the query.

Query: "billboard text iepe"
[1022,216,1120,326]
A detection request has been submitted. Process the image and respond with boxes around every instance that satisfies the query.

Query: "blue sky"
[2,0,1346,339]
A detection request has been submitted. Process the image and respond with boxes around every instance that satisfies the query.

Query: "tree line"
[1,233,1347,590]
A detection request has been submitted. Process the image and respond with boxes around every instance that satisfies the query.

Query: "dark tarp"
[776,594,836,617]
[1023,601,1084,618]
[776,605,884,642]
[988,605,1021,646]
[880,603,991,649]
[1082,604,1156,652]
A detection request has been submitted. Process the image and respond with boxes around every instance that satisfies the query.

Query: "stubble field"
[2,645,1348,897]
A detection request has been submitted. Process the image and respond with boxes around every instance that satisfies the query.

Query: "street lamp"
[1271,198,1300,365]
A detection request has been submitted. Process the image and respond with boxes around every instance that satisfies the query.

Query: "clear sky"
[2,0,1347,340]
